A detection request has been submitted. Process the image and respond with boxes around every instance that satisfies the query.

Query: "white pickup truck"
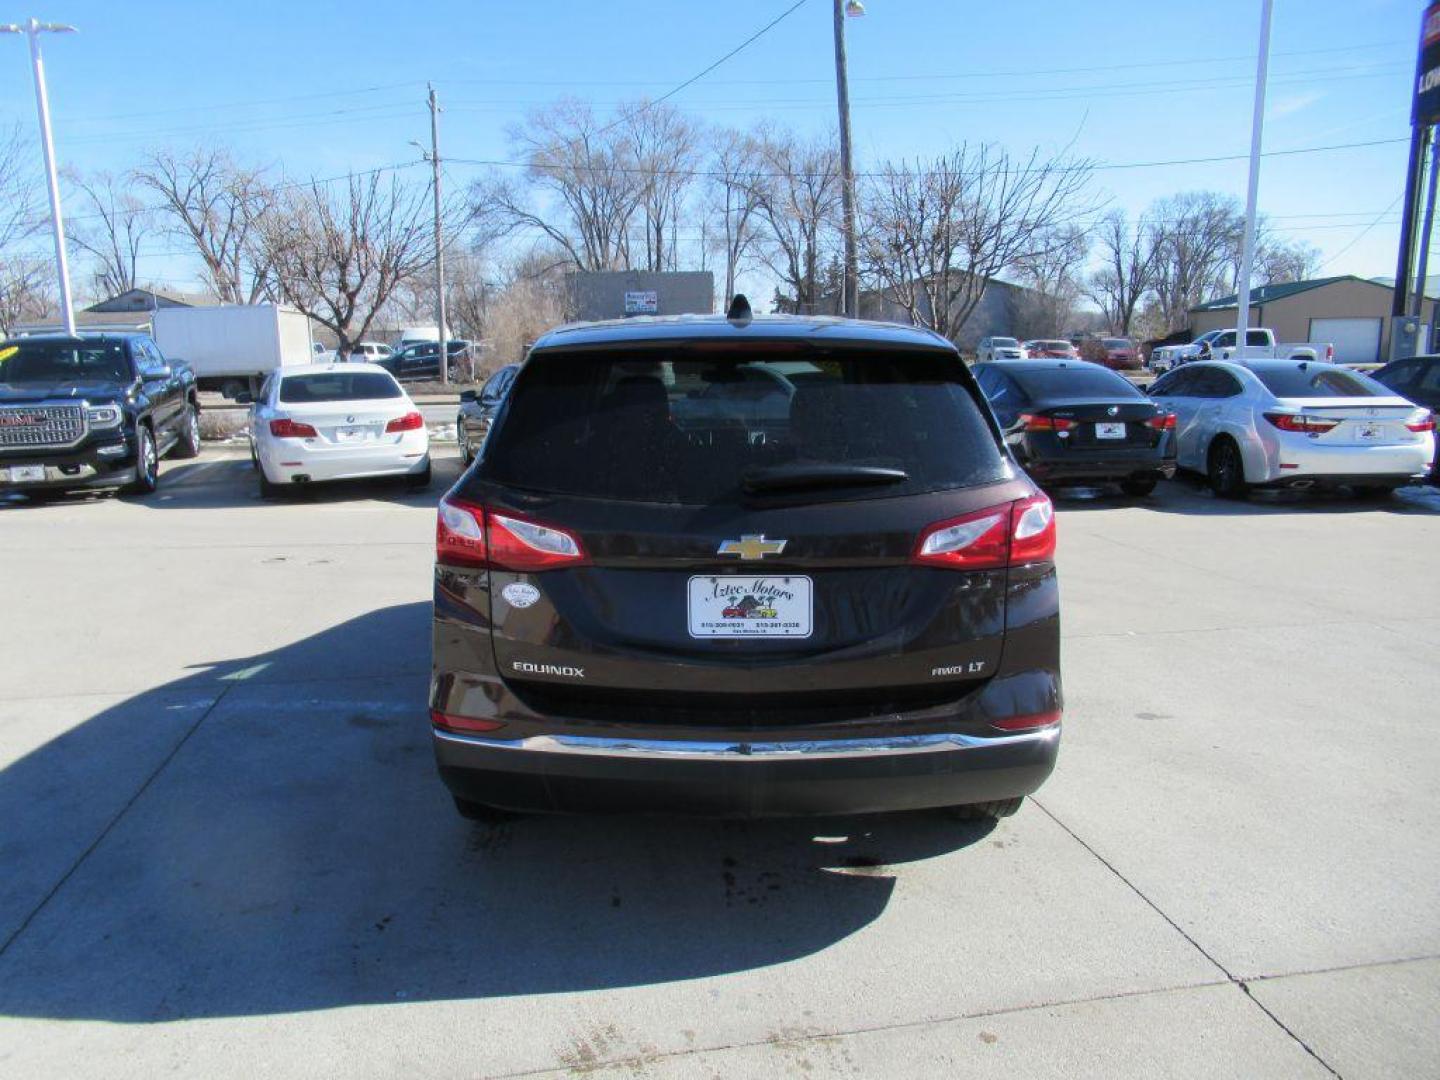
[1149,328,1333,373]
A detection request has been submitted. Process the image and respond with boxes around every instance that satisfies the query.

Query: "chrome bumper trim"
[433,727,1059,761]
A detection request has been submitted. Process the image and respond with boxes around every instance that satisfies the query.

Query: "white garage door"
[1309,318,1382,363]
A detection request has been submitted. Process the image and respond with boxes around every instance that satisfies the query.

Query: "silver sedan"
[1147,359,1435,498]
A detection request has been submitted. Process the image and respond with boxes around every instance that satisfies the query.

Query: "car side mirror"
[151,365,172,380]
[234,391,254,404]
[459,390,477,402]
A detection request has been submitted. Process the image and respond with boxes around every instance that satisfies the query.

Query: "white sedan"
[1147,359,1435,498]
[247,363,430,497]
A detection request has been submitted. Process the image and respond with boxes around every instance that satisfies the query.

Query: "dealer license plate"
[335,425,370,443]
[688,575,812,638]
[3,465,46,483]
[1355,423,1385,442]
[1095,422,1127,440]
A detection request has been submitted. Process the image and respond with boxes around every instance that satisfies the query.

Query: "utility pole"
[832,0,862,319]
[2,19,78,335]
[1234,0,1273,348]
[1412,131,1440,319]
[428,84,448,387]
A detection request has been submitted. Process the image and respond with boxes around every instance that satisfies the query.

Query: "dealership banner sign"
[1416,3,1440,124]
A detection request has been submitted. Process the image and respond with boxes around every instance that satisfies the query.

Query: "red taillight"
[1019,413,1074,432]
[269,418,318,438]
[430,709,504,733]
[1407,413,1435,433]
[436,496,588,571]
[913,492,1056,570]
[1264,412,1339,434]
[437,497,489,567]
[992,710,1062,732]
[1145,412,1176,431]
[386,410,425,433]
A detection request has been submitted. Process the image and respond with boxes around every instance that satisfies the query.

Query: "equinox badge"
[717,535,787,560]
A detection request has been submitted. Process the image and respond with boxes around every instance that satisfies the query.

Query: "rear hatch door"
[465,343,1027,724]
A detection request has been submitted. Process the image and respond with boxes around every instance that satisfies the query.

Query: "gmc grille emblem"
[0,413,44,426]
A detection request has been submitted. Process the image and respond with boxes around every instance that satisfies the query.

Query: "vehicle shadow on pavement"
[0,602,991,1023]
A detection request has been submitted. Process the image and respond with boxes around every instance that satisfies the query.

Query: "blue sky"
[0,0,1423,296]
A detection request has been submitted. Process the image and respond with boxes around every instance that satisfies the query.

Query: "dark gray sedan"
[457,364,519,465]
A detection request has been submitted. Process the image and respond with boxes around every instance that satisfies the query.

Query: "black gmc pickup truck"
[0,333,201,498]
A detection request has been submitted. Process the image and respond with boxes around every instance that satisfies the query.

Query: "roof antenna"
[726,293,752,327]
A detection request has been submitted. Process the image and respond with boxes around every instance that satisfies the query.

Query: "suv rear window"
[279,372,402,402]
[481,349,1008,505]
[1254,365,1381,399]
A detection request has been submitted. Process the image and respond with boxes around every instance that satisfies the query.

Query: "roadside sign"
[624,290,659,316]
[1415,3,1440,125]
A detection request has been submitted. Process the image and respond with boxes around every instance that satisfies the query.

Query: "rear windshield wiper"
[742,464,909,494]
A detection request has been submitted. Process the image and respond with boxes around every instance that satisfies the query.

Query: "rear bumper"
[1022,445,1176,484]
[258,433,429,484]
[434,725,1059,818]
[1252,433,1434,485]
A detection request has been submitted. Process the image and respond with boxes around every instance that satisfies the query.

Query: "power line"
[1316,192,1407,270]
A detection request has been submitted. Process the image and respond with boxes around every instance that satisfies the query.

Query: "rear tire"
[458,418,472,465]
[946,797,1024,821]
[1120,476,1157,497]
[407,456,432,489]
[1352,485,1394,500]
[453,796,519,823]
[1207,437,1249,499]
[257,462,283,500]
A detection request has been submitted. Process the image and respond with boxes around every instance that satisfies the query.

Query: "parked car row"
[972,355,1436,499]
[1148,327,1332,373]
[977,335,1142,371]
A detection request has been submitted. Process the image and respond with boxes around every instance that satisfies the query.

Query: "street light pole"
[427,84,448,387]
[2,18,78,335]
[832,0,862,319]
[1234,0,1273,348]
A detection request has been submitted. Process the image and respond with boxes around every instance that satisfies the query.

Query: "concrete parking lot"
[1,447,1437,1078]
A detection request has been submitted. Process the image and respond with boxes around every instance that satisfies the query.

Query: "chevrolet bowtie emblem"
[717,535,787,560]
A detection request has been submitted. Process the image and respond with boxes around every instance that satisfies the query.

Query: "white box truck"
[152,305,316,399]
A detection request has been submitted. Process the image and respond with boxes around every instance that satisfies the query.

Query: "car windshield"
[482,349,1009,505]
[992,338,1019,348]
[1254,365,1383,399]
[1102,338,1131,349]
[279,372,403,403]
[1005,366,1141,399]
[0,339,130,384]
[1039,341,1071,350]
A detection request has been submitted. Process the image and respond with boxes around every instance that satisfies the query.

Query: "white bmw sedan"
[1148,359,1435,498]
[248,363,430,497]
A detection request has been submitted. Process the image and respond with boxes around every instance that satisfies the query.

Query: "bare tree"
[707,127,769,304]
[1012,224,1090,338]
[63,167,154,298]
[470,99,647,272]
[1148,192,1243,332]
[484,249,572,367]
[1254,230,1321,286]
[1084,210,1158,335]
[257,172,433,355]
[0,123,49,331]
[754,133,841,315]
[861,144,1092,341]
[620,101,699,272]
[133,147,274,304]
